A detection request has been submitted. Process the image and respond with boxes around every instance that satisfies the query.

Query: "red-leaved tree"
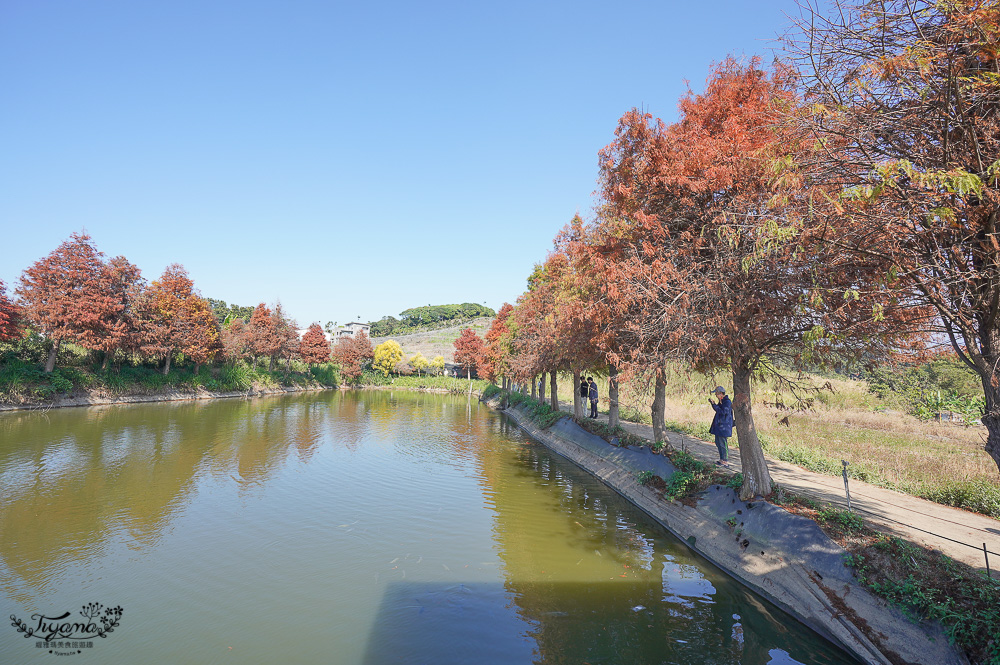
[300,323,331,365]
[0,280,21,342]
[453,328,485,381]
[17,232,123,372]
[221,318,251,364]
[92,255,145,369]
[332,330,373,382]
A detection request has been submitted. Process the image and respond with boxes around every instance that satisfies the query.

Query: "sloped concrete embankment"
[493,399,966,665]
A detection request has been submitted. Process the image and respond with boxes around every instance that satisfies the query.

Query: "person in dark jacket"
[588,377,599,418]
[709,386,734,466]
[579,378,589,412]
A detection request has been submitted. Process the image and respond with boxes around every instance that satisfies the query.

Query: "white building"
[333,322,370,340]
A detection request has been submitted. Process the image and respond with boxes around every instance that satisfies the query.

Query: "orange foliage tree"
[595,59,925,498]
[16,232,125,372]
[300,323,331,365]
[139,264,217,375]
[248,303,282,370]
[512,223,606,417]
[175,294,222,375]
[482,303,513,384]
[789,0,1000,472]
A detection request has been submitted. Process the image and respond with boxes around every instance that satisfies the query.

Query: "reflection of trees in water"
[481,435,853,665]
[338,390,489,468]
[0,393,330,601]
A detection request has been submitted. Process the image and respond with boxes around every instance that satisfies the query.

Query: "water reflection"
[0,391,856,665]
[472,440,854,665]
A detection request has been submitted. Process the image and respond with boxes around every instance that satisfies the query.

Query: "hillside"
[371,317,491,363]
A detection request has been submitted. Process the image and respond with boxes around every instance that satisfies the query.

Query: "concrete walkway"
[554,399,1000,572]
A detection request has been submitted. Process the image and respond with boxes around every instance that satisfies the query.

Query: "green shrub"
[664,470,697,499]
[920,479,1000,519]
[482,384,501,400]
[863,360,985,424]
[671,450,709,474]
[848,535,1000,664]
[503,389,568,428]
[620,404,651,424]
[817,505,865,532]
[309,363,340,387]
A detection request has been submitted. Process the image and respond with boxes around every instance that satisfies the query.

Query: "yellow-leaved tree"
[410,352,429,376]
[430,355,445,376]
[373,340,403,376]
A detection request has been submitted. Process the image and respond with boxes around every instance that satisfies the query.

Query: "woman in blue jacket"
[709,386,733,467]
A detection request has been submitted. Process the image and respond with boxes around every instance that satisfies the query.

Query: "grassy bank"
[0,342,339,405]
[351,370,490,394]
[777,493,1000,665]
[535,369,1000,518]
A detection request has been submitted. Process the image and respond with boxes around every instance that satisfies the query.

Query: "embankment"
[0,384,333,412]
[491,397,966,665]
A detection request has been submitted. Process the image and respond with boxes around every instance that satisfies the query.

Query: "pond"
[0,390,857,664]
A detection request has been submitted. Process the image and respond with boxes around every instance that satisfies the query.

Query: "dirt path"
[554,399,1000,572]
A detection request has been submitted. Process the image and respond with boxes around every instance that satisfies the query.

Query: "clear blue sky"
[2,0,798,327]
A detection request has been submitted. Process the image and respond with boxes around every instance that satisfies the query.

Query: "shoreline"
[0,382,484,413]
[487,396,964,665]
[0,384,335,412]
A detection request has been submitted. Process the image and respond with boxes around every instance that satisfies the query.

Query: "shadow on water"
[362,578,856,665]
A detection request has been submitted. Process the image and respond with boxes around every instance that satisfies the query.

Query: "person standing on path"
[580,378,589,412]
[588,377,599,418]
[709,386,733,467]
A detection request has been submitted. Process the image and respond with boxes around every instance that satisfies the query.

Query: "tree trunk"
[733,360,772,500]
[101,351,109,371]
[539,371,546,404]
[44,338,61,373]
[269,354,276,372]
[550,371,558,411]
[162,350,172,376]
[608,365,620,429]
[531,374,537,400]
[194,362,201,376]
[651,372,666,446]
[979,365,1000,472]
[572,368,582,419]
[501,377,509,408]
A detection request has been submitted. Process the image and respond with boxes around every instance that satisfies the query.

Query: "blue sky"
[2,0,799,327]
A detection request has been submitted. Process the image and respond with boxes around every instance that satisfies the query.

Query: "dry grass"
[547,367,997,496]
[370,317,492,364]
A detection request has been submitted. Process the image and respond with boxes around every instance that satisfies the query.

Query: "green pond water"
[0,390,858,664]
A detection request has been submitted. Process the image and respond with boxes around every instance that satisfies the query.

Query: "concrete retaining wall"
[492,399,967,665]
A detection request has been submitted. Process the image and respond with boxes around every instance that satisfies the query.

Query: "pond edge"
[490,397,967,665]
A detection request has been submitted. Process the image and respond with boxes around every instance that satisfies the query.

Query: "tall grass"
[541,367,1000,518]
